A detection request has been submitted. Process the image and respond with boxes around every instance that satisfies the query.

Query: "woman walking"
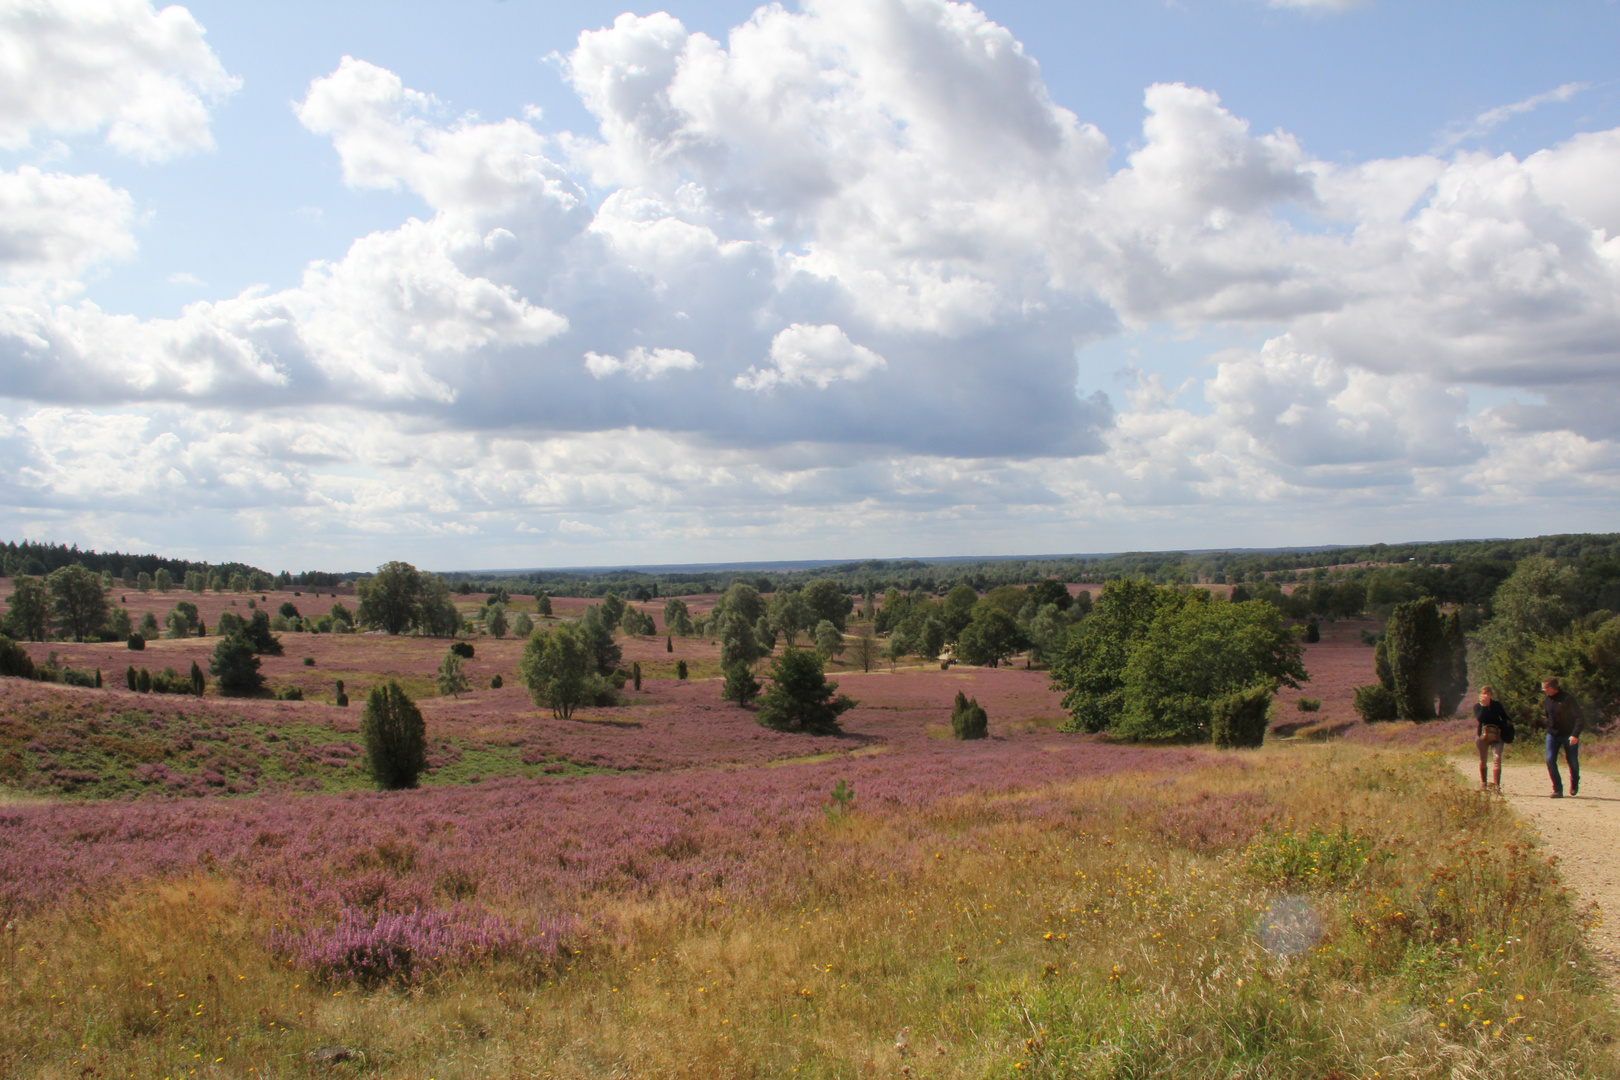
[1473,685,1512,792]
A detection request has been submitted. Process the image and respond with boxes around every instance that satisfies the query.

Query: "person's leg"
[1546,733,1565,795]
[1568,739,1580,796]
[1477,734,1490,787]
[1490,743,1503,791]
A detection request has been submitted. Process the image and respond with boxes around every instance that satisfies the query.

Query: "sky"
[1,0,1618,573]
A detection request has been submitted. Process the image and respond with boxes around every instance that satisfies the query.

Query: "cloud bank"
[0,0,1617,566]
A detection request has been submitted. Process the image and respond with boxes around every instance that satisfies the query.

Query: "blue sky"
[1,0,1618,571]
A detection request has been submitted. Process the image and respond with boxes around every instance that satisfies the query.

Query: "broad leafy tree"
[358,561,424,634]
[1116,592,1306,741]
[520,624,595,719]
[5,575,50,641]
[801,579,853,632]
[956,607,1026,668]
[47,565,107,642]
[1050,579,1174,733]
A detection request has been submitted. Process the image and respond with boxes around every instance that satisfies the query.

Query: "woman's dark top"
[1474,700,1513,742]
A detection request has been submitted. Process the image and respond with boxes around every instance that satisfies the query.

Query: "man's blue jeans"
[1546,733,1579,795]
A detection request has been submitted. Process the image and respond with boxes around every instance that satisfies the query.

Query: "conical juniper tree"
[361,680,426,790]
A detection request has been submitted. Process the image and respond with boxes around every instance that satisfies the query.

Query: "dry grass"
[3,742,1614,1079]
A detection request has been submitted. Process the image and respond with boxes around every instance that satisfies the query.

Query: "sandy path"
[1455,760,1620,984]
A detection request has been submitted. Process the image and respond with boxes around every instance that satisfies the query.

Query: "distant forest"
[6,533,1620,618]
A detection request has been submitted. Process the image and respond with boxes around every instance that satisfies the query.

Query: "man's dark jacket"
[1541,690,1585,738]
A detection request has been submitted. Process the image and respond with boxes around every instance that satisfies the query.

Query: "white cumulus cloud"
[0,0,238,161]
[735,324,886,391]
[584,346,698,381]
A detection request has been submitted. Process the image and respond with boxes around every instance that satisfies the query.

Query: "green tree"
[361,681,426,790]
[942,584,980,641]
[357,561,423,634]
[436,650,470,698]
[485,602,508,639]
[847,625,879,673]
[1383,598,1463,721]
[1024,604,1069,668]
[184,570,205,593]
[137,571,153,593]
[801,579,853,632]
[536,593,553,617]
[329,600,355,631]
[512,611,534,636]
[956,607,1025,668]
[5,575,50,641]
[579,604,622,675]
[1477,556,1581,723]
[814,619,844,662]
[1050,579,1172,733]
[755,648,855,734]
[663,597,694,636]
[138,611,160,640]
[244,610,283,655]
[189,660,206,697]
[885,629,911,669]
[1116,593,1304,741]
[721,661,762,707]
[768,589,811,646]
[46,565,107,642]
[154,567,173,592]
[416,574,463,637]
[1026,579,1073,612]
[103,605,132,641]
[718,608,764,669]
[520,624,595,719]
[599,592,626,632]
[209,634,265,696]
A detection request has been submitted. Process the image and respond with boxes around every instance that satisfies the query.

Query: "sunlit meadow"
[2,590,1616,1077]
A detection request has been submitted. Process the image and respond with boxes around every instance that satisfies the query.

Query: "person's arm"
[1570,697,1584,742]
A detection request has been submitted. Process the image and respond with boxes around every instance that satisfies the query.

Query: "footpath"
[1454,760,1620,986]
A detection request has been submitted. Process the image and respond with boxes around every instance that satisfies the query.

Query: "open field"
[3,599,1618,1077]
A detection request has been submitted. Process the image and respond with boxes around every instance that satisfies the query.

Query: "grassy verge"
[2,742,1613,1078]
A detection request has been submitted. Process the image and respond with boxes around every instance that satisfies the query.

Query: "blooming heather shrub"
[268,905,572,985]
[361,681,426,790]
[1210,683,1274,749]
[950,690,988,740]
[1156,791,1279,852]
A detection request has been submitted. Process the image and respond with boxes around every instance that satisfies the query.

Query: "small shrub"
[1352,684,1399,722]
[335,678,349,707]
[126,634,145,651]
[1210,682,1274,749]
[136,668,152,693]
[303,656,315,666]
[633,661,642,692]
[278,686,303,701]
[676,660,688,680]
[1304,619,1320,644]
[490,674,503,689]
[59,668,96,689]
[0,634,34,679]
[824,778,855,822]
[189,660,206,697]
[666,635,673,653]
[1296,697,1322,713]
[450,641,475,659]
[361,680,426,790]
[950,690,988,740]
[1245,824,1379,889]
[125,665,137,691]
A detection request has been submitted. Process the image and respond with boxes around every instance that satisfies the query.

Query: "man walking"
[1540,676,1584,798]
